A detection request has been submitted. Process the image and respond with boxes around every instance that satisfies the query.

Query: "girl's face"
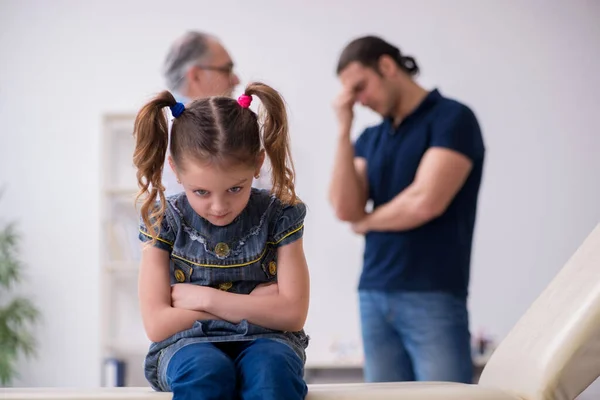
[172,157,261,227]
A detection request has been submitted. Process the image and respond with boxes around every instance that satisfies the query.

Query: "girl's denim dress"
[138,188,309,391]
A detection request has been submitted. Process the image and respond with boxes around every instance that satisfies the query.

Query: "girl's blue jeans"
[165,338,307,400]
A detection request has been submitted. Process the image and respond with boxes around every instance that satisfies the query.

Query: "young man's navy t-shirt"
[354,89,485,299]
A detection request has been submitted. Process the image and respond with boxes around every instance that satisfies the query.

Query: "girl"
[132,82,310,400]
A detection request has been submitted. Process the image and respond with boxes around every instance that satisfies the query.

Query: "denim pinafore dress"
[138,188,309,391]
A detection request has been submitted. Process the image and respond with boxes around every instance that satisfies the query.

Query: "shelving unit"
[100,113,149,386]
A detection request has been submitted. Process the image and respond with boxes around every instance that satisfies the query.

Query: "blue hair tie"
[170,102,185,118]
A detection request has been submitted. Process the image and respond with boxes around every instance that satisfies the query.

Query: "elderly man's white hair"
[163,31,217,93]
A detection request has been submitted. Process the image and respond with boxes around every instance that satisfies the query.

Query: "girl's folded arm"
[138,245,220,343]
[200,238,310,332]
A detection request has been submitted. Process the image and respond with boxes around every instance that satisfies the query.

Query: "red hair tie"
[237,94,252,108]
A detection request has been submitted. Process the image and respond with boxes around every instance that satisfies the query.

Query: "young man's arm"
[328,88,369,222]
[352,104,484,234]
[351,148,472,233]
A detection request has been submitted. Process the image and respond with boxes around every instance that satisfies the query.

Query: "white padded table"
[1,383,519,400]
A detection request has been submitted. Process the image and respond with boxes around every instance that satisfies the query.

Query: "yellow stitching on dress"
[274,224,304,244]
[172,224,304,269]
[139,229,174,246]
[172,246,268,268]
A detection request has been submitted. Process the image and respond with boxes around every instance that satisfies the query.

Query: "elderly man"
[164,31,240,101]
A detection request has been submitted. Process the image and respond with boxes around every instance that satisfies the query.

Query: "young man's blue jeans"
[359,290,473,383]
[165,338,307,400]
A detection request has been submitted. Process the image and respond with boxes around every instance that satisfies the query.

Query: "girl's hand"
[171,283,212,311]
[250,282,279,296]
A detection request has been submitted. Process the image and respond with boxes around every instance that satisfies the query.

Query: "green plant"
[0,207,39,385]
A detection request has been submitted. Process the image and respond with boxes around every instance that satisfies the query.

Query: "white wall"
[1,0,599,387]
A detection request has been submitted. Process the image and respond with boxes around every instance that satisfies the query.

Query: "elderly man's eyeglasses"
[196,63,235,76]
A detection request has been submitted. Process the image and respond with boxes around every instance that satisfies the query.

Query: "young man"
[329,35,485,383]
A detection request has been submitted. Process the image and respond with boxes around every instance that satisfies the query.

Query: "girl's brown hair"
[133,82,297,240]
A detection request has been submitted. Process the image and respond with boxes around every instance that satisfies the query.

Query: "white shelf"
[104,187,138,197]
[104,342,150,358]
[304,355,491,370]
[101,113,149,387]
[305,361,363,370]
[104,261,139,274]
